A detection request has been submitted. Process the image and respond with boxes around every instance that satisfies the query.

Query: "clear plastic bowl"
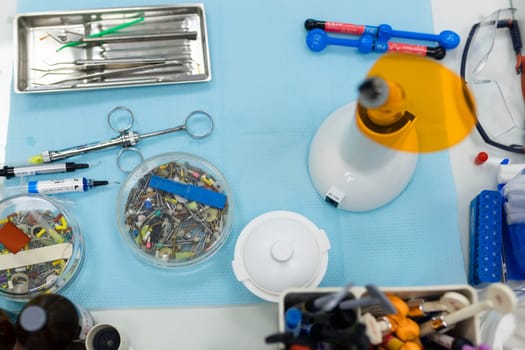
[116,152,233,269]
[0,194,84,301]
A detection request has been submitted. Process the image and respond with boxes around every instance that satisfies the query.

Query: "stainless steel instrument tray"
[14,4,211,93]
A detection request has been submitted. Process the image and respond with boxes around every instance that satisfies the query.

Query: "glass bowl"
[0,194,84,301]
[116,152,233,269]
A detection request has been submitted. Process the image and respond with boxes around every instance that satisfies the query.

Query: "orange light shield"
[358,53,477,153]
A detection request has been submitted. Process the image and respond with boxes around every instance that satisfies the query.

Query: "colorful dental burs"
[304,19,460,60]
[124,161,229,265]
[0,210,74,296]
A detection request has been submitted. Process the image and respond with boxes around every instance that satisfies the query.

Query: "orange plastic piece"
[0,221,31,253]
[357,54,477,153]
[383,334,423,350]
[385,295,421,342]
[365,80,407,126]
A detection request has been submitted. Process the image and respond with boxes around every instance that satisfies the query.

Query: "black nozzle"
[65,162,89,171]
[305,19,325,31]
[0,166,13,178]
[92,180,110,187]
[427,46,446,60]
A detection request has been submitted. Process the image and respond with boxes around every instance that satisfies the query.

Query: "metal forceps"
[30,106,214,172]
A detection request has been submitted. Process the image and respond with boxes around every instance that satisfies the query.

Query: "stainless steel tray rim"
[14,4,211,93]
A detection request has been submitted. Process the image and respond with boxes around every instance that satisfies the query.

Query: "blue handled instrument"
[306,29,446,59]
[305,19,460,49]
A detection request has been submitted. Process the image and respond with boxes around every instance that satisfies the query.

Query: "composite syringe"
[5,177,113,195]
[0,162,89,178]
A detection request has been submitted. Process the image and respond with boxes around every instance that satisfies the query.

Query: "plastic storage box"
[278,285,480,349]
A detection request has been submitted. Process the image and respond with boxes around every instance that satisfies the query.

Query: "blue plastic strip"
[148,175,227,209]
[468,190,503,286]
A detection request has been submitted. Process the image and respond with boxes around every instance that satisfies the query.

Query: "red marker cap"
[475,152,488,165]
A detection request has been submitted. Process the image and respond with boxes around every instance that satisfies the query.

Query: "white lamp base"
[308,101,418,212]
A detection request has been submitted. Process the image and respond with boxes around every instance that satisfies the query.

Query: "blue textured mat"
[1,0,467,310]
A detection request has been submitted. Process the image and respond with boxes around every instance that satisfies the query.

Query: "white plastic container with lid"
[232,210,330,302]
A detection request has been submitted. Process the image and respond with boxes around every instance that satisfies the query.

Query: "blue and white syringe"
[6,177,114,195]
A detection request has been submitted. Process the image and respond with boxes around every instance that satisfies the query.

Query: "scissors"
[28,106,214,172]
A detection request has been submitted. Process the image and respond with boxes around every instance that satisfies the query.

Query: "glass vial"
[15,294,94,350]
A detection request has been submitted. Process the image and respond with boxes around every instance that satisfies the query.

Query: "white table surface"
[0,0,520,349]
